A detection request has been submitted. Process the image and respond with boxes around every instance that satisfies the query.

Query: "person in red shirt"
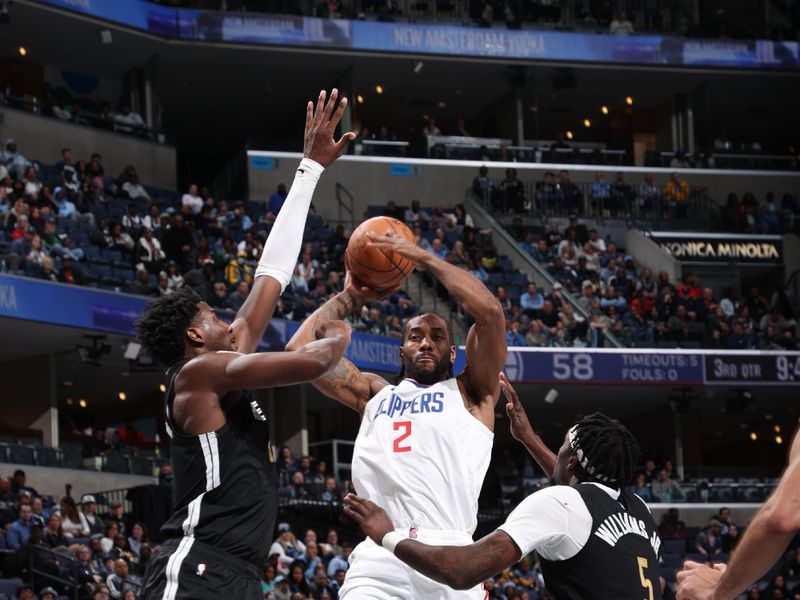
[677,274,703,299]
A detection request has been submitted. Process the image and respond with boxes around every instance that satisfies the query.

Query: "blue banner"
[33,0,800,70]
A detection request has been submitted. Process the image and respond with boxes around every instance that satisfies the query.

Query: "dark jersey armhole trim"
[164,359,229,443]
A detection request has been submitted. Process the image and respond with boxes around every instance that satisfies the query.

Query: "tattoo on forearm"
[323,359,351,383]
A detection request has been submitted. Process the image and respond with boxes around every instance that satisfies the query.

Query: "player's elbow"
[447,572,480,590]
[764,501,800,535]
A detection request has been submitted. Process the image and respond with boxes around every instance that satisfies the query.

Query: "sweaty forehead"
[406,314,448,332]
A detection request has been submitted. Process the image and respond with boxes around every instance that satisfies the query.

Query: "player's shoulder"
[517,484,584,513]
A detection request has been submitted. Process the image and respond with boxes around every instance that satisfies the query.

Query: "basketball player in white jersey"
[286,231,507,599]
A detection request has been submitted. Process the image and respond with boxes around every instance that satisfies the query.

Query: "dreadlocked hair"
[135,287,202,366]
[573,412,640,489]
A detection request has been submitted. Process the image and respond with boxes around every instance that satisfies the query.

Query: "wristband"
[381,531,405,555]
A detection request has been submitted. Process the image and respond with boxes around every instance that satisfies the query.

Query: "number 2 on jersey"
[637,556,654,600]
[393,421,412,453]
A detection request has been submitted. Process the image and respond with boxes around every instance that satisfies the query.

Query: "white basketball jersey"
[351,377,494,535]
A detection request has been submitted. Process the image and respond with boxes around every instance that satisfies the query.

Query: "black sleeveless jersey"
[539,484,663,600]
[159,359,278,568]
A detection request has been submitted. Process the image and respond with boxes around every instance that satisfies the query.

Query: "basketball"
[345,216,416,290]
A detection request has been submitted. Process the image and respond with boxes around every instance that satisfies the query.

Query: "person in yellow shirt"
[663,172,690,218]
[224,251,253,286]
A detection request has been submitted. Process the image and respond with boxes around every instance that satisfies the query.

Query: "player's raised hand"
[501,372,534,443]
[676,561,727,600]
[343,493,396,545]
[304,89,356,168]
[366,230,429,271]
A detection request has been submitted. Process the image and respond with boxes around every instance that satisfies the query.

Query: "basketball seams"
[346,216,416,288]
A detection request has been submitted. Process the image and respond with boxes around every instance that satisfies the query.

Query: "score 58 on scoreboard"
[454,348,800,386]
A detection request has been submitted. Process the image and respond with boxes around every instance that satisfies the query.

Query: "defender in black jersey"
[135,89,355,600]
[344,373,662,600]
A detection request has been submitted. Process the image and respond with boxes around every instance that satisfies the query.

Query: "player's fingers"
[334,131,357,154]
[505,401,514,417]
[712,563,727,573]
[305,101,313,132]
[329,95,348,128]
[681,561,704,571]
[342,505,363,522]
[313,90,327,125]
[322,88,339,122]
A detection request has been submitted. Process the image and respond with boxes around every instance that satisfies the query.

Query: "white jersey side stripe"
[161,431,221,600]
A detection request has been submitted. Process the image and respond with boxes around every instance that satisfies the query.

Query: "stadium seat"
[0,578,23,599]
[60,444,84,469]
[663,539,686,556]
[660,553,682,569]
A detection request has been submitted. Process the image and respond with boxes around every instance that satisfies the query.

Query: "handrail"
[29,545,81,600]
[334,182,356,232]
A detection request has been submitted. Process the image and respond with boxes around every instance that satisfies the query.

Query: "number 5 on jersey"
[393,421,412,453]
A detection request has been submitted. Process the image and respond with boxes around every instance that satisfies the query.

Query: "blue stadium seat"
[83,246,101,261]
[91,264,113,280]
[102,249,123,264]
[114,268,135,282]
[71,231,90,245]
[663,539,686,556]
[488,272,506,286]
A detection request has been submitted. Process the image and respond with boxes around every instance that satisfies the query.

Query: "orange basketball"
[345,216,416,291]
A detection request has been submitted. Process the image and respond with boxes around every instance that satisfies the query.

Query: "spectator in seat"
[587,228,606,253]
[113,105,146,136]
[321,476,341,504]
[327,541,352,577]
[609,10,634,34]
[466,258,488,283]
[629,473,652,501]
[81,495,105,536]
[181,183,203,215]
[506,320,526,346]
[530,238,552,265]
[404,199,430,230]
[129,267,157,296]
[2,138,32,180]
[590,172,611,214]
[525,321,547,347]
[452,203,474,229]
[651,467,685,502]
[472,166,496,204]
[136,227,165,274]
[639,173,662,214]
[423,117,441,137]
[663,172,690,218]
[122,203,144,234]
[110,222,135,253]
[107,558,141,599]
[520,283,544,317]
[128,522,148,557]
[43,513,68,548]
[226,280,250,311]
[6,500,33,549]
[658,507,688,540]
[564,215,590,247]
[23,165,43,201]
[58,496,90,540]
[52,186,77,220]
[270,523,307,568]
[535,171,559,213]
[57,255,85,285]
[430,205,451,230]
[611,171,634,214]
[163,214,196,271]
[500,168,525,213]
[121,172,149,201]
[694,517,724,559]
[557,170,583,214]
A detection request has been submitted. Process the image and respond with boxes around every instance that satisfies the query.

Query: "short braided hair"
[569,413,641,488]
[135,287,202,366]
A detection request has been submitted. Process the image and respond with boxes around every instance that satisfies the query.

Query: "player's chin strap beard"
[568,425,614,485]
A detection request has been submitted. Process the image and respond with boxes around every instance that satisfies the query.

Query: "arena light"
[565,130,574,140]
[413,60,424,74]
[625,96,634,105]
[437,100,446,109]
[749,432,757,441]
[583,119,591,128]
[776,435,784,445]
[159,383,166,393]
[66,398,73,406]
[774,425,781,433]
[118,392,127,401]
[601,105,609,115]
[356,95,364,104]
[375,85,383,94]
[79,399,87,408]
[18,46,26,57]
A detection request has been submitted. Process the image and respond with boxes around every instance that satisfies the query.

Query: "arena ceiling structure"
[1,0,798,159]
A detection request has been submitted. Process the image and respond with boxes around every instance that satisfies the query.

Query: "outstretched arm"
[233,89,356,354]
[677,426,800,600]
[343,494,521,590]
[285,277,391,414]
[501,373,556,478]
[368,232,506,409]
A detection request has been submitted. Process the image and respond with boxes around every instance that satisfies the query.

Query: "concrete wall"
[0,106,176,190]
[3,462,155,501]
[248,151,800,228]
[626,229,682,282]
